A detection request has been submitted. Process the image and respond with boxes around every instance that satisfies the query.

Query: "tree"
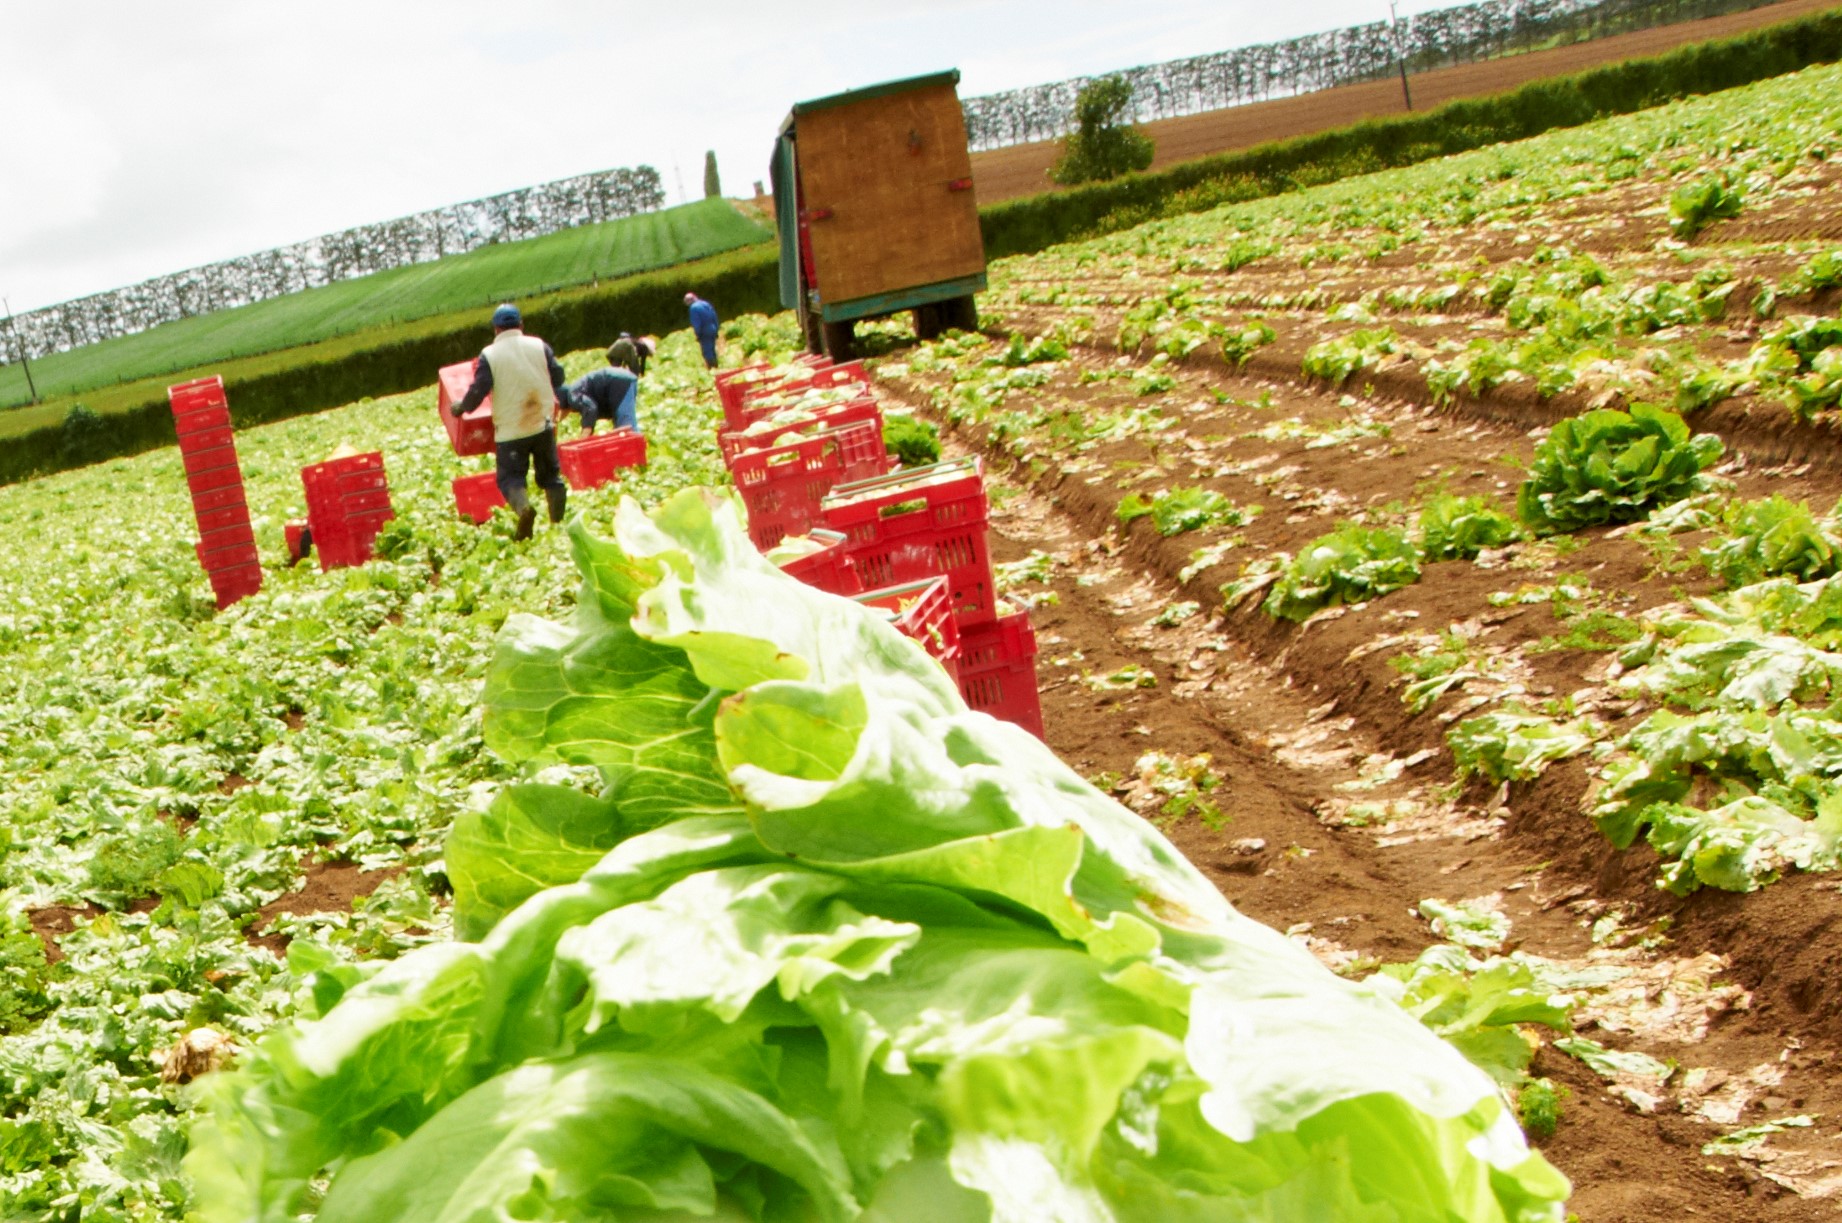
[1049,75,1155,185]
[703,151,721,199]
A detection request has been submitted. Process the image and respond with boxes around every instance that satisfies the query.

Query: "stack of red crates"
[731,420,889,550]
[821,457,1043,737]
[720,361,888,550]
[301,452,394,570]
[169,376,262,610]
[719,364,1043,737]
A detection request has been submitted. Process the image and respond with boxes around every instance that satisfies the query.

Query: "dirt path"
[969,0,1840,203]
[874,342,1842,1219]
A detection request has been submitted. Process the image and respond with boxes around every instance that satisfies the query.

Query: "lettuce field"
[6,50,1842,1223]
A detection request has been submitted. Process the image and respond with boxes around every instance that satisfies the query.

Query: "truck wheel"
[913,303,942,341]
[821,320,855,361]
[942,295,979,333]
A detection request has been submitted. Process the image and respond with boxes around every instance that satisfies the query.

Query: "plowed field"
[969,0,1841,203]
[867,57,1842,1219]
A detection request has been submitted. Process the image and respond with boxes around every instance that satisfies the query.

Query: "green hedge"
[0,246,778,486]
[979,7,1842,257]
[8,5,1841,486]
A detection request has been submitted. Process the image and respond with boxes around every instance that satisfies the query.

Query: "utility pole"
[2,298,39,405]
[1388,1,1415,112]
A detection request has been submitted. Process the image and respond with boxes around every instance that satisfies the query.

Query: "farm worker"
[447,303,569,541]
[606,332,654,377]
[565,359,641,435]
[686,292,720,368]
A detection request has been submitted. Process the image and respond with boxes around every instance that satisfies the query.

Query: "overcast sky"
[1,0,1458,313]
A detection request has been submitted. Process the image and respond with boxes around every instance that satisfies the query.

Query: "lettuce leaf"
[186,490,1569,1223]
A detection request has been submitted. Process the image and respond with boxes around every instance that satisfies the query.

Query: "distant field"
[0,198,771,410]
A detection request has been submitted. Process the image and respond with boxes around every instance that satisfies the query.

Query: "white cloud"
[0,0,1455,310]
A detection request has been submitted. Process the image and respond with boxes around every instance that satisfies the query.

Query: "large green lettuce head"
[185,489,1569,1223]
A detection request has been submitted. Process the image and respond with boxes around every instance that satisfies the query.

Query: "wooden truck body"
[771,70,986,358]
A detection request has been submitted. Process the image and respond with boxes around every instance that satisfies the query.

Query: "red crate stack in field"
[819,457,996,626]
[301,451,394,570]
[436,360,495,456]
[720,396,882,466]
[731,421,891,551]
[169,376,261,610]
[557,427,647,489]
[716,353,1044,735]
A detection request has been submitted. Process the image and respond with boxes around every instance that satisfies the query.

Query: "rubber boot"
[546,484,568,524]
[506,487,537,541]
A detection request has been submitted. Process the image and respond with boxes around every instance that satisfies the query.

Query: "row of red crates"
[448,428,648,524]
[170,376,263,610]
[714,362,1042,737]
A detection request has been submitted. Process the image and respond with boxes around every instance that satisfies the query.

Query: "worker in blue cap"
[447,303,569,539]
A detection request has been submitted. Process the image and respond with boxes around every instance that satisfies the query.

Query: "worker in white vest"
[447,303,570,539]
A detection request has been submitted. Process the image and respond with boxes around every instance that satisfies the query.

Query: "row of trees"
[7,166,665,360]
[960,0,1783,149]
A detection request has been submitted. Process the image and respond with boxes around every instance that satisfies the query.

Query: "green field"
[0,197,771,411]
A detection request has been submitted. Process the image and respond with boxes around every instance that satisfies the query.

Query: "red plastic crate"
[175,404,231,435]
[207,562,263,610]
[437,361,495,456]
[177,424,234,456]
[302,452,395,570]
[715,364,784,426]
[776,529,860,596]
[284,520,311,564]
[956,608,1042,737]
[453,471,506,524]
[720,397,883,465]
[191,482,248,514]
[181,443,239,478]
[168,375,227,415]
[820,457,995,627]
[734,422,891,551]
[557,428,647,489]
[195,497,251,535]
[187,463,246,496]
[197,535,260,574]
[857,577,960,680]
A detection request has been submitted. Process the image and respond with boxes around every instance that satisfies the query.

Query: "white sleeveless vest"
[481,329,554,442]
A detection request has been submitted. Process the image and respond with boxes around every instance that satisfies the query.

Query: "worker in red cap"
[686,292,720,369]
[447,303,569,540]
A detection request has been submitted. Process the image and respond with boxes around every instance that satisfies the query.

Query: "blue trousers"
[583,381,639,433]
[495,428,563,511]
[698,334,718,368]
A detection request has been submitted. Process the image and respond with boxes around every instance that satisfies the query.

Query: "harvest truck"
[771,70,986,360]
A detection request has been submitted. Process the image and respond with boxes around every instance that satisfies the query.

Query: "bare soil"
[969,0,1840,204]
[874,203,1842,1213]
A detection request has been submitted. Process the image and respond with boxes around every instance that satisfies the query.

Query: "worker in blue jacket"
[448,303,569,540]
[565,359,641,434]
[685,292,720,369]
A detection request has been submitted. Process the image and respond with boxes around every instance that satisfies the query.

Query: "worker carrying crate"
[445,303,571,541]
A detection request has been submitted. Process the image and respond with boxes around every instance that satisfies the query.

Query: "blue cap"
[491,304,522,329]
